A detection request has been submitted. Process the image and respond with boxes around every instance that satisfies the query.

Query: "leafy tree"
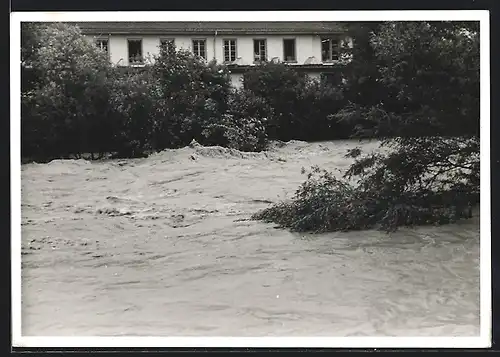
[243,62,309,141]
[21,22,113,160]
[254,21,480,232]
[201,90,270,152]
[20,24,271,160]
[342,22,385,110]
[243,62,348,141]
[107,68,156,158]
[338,21,479,138]
[150,44,233,149]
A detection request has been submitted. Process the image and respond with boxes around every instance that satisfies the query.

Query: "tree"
[253,21,480,232]
[338,21,479,138]
[342,22,385,109]
[242,62,348,141]
[147,44,233,149]
[107,67,157,158]
[21,22,113,160]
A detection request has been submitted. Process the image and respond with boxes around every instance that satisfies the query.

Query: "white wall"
[86,33,351,66]
[308,72,322,82]
[231,37,254,64]
[311,34,323,62]
[229,73,244,88]
[84,34,348,89]
[107,35,126,66]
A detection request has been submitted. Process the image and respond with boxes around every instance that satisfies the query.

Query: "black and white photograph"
[11,10,490,348]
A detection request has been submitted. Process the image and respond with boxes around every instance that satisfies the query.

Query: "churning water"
[20,140,480,337]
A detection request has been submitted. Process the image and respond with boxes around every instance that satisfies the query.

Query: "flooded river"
[20,140,480,337]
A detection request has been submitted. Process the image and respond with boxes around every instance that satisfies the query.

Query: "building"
[75,21,353,87]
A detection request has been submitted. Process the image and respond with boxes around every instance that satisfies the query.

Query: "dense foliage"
[254,21,480,232]
[242,62,349,141]
[21,23,354,162]
[22,23,113,160]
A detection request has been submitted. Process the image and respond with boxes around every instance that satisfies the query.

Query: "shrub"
[201,113,268,152]
[228,88,275,124]
[151,45,233,148]
[253,158,477,233]
[243,63,349,141]
[252,166,378,232]
[149,46,271,152]
[243,62,309,141]
[298,79,348,140]
[218,89,271,151]
[199,89,270,152]
[107,68,157,158]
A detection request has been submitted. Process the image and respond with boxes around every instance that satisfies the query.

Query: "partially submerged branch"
[252,136,479,233]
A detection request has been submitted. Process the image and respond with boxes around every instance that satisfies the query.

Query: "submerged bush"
[253,159,477,233]
[253,166,377,232]
[202,113,268,152]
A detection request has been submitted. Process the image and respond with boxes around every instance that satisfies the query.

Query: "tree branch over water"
[253,21,479,232]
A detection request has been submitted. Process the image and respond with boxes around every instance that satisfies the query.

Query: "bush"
[107,68,157,158]
[253,160,477,233]
[21,26,262,160]
[147,46,271,152]
[201,113,268,152]
[243,62,309,141]
[253,166,377,232]
[243,62,349,141]
[298,79,349,140]
[218,89,271,151]
[150,45,233,149]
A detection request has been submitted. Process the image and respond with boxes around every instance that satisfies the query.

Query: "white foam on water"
[20,140,480,339]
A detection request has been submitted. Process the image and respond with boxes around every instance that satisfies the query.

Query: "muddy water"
[21,140,480,337]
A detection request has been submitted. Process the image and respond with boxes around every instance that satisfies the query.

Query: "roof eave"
[80,30,346,36]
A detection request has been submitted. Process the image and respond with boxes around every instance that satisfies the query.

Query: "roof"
[72,21,347,35]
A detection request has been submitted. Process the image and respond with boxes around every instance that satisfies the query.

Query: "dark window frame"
[192,38,207,60]
[127,38,144,65]
[253,38,267,63]
[321,37,341,62]
[95,38,109,54]
[159,38,175,51]
[283,38,297,63]
[223,38,237,63]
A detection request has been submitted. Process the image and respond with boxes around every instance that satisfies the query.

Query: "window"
[192,39,207,59]
[128,39,143,65]
[223,39,237,62]
[95,38,109,53]
[283,39,296,62]
[321,37,340,62]
[253,39,267,62]
[160,38,175,51]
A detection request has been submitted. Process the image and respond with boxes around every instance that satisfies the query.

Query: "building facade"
[76,22,353,87]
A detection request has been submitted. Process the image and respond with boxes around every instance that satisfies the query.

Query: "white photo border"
[10,10,491,349]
